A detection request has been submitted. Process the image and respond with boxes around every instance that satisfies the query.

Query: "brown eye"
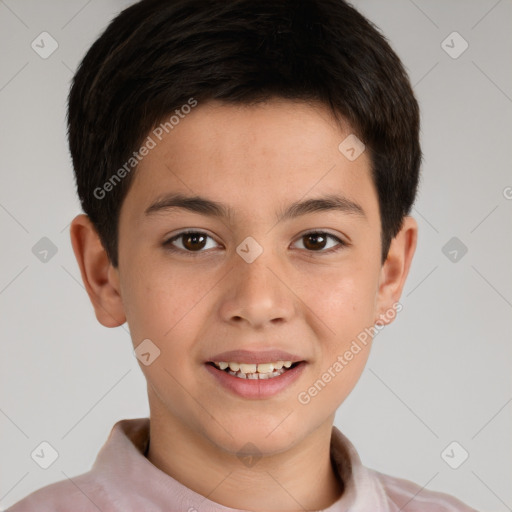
[303,233,328,251]
[163,230,346,257]
[293,231,346,253]
[164,231,218,254]
[180,232,207,251]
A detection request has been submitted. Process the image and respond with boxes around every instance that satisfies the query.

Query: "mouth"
[207,360,302,380]
[204,358,307,399]
[204,349,307,399]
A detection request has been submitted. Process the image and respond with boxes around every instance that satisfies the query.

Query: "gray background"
[1,0,511,510]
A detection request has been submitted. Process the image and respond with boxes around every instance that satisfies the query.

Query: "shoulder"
[5,417,152,512]
[371,469,480,512]
[5,471,107,512]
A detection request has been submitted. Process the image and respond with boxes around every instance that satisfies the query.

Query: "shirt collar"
[91,417,386,511]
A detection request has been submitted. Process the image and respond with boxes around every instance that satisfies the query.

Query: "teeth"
[239,363,257,374]
[212,360,297,379]
[226,368,286,379]
[216,361,293,373]
[257,363,274,374]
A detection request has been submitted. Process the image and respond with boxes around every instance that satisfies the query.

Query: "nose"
[218,249,295,329]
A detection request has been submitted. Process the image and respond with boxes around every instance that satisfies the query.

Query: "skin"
[70,98,417,511]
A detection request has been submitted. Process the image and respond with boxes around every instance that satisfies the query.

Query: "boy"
[7,0,479,510]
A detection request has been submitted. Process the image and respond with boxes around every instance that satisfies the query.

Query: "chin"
[201,414,307,457]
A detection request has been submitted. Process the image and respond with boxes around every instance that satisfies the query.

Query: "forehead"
[122,99,378,223]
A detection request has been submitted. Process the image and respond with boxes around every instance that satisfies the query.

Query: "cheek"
[303,272,376,408]
[121,258,201,346]
[310,265,379,334]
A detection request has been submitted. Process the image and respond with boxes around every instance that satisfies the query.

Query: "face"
[104,99,404,454]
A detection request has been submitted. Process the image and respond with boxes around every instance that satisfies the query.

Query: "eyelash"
[162,230,347,256]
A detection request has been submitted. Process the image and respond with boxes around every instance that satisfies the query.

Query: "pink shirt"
[7,417,479,511]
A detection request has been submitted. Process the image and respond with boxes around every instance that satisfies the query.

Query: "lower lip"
[204,362,307,399]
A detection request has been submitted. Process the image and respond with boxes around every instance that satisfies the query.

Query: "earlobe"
[375,216,418,324]
[69,214,126,328]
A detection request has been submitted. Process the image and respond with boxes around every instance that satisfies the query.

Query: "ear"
[69,214,126,327]
[374,216,417,325]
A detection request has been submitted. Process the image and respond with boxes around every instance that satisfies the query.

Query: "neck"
[146,403,343,511]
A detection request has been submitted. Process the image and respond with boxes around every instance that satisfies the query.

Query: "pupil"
[184,233,206,251]
[305,233,326,251]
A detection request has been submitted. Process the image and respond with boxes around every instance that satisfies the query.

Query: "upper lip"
[207,349,305,364]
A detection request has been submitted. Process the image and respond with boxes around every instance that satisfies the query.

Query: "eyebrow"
[144,192,366,223]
